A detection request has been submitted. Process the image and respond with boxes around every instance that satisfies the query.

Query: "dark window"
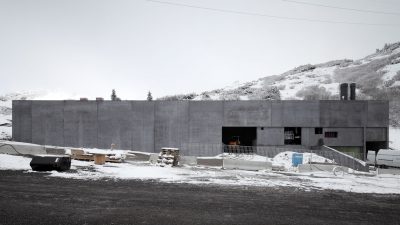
[284,127,301,145]
[315,127,323,134]
[325,131,338,138]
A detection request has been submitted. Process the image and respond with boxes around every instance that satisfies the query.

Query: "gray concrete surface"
[197,158,223,167]
[125,152,152,162]
[148,153,159,164]
[377,168,400,175]
[31,101,64,146]
[179,156,197,166]
[11,101,32,143]
[63,101,98,148]
[0,141,46,155]
[298,164,341,173]
[223,159,272,171]
[45,147,66,155]
[13,100,389,156]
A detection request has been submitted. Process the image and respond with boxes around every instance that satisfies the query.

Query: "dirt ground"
[0,170,399,225]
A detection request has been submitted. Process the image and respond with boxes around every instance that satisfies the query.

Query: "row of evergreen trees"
[110,89,153,101]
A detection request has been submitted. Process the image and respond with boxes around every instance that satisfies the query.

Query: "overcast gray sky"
[1,0,400,99]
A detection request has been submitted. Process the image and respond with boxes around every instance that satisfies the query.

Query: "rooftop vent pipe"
[340,83,348,100]
[349,83,356,100]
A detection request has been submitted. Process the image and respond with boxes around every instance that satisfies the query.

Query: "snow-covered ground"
[1,153,400,194]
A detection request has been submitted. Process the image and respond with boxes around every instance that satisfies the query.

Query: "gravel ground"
[0,170,400,225]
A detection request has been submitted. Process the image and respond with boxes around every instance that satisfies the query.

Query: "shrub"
[296,85,332,100]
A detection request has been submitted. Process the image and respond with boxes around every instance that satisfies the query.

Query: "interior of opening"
[366,141,388,152]
[222,127,257,146]
[284,127,301,145]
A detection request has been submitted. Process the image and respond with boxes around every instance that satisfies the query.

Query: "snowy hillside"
[187,42,400,102]
[159,42,400,126]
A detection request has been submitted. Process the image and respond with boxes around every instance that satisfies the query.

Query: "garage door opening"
[222,127,257,146]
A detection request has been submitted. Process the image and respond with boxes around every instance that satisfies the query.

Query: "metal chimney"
[349,83,356,100]
[340,83,348,100]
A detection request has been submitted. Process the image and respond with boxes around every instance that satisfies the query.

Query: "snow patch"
[272,151,333,170]
[0,154,31,170]
[381,63,400,81]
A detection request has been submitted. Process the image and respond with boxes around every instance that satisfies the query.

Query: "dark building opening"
[284,127,301,145]
[315,127,323,134]
[366,141,388,152]
[222,127,257,146]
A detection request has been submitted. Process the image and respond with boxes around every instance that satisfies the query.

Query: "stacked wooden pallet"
[157,147,180,167]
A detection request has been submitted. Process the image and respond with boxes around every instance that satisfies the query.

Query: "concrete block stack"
[157,148,180,167]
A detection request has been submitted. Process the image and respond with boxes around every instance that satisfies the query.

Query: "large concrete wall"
[12,100,389,153]
[131,101,155,152]
[63,101,98,148]
[319,101,366,127]
[273,101,320,127]
[154,101,189,151]
[189,101,223,144]
[98,101,135,150]
[366,128,387,142]
[12,101,32,143]
[223,101,271,126]
[257,127,284,146]
[31,101,64,146]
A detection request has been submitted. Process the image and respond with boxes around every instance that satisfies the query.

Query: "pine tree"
[111,89,117,101]
[147,91,153,101]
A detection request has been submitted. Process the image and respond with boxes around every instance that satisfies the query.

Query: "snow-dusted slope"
[189,43,400,101]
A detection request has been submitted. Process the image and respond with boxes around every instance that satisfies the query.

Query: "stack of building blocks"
[157,147,180,167]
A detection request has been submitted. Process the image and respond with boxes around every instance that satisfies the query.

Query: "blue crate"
[292,153,303,167]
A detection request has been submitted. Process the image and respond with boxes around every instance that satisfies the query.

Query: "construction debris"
[70,148,125,163]
[157,147,180,167]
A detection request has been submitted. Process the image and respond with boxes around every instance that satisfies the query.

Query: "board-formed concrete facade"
[12,100,389,157]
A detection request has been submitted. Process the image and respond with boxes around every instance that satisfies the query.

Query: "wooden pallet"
[157,147,180,167]
[70,149,123,163]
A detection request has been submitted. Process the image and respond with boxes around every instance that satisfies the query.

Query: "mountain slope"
[159,42,400,126]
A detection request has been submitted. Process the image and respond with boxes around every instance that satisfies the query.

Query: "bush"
[284,64,316,76]
[296,85,333,100]
[247,86,281,100]
[157,93,198,100]
[334,53,400,95]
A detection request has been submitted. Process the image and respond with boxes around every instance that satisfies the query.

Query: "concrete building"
[12,99,388,159]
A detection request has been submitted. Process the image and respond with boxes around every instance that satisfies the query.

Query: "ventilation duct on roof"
[339,83,348,100]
